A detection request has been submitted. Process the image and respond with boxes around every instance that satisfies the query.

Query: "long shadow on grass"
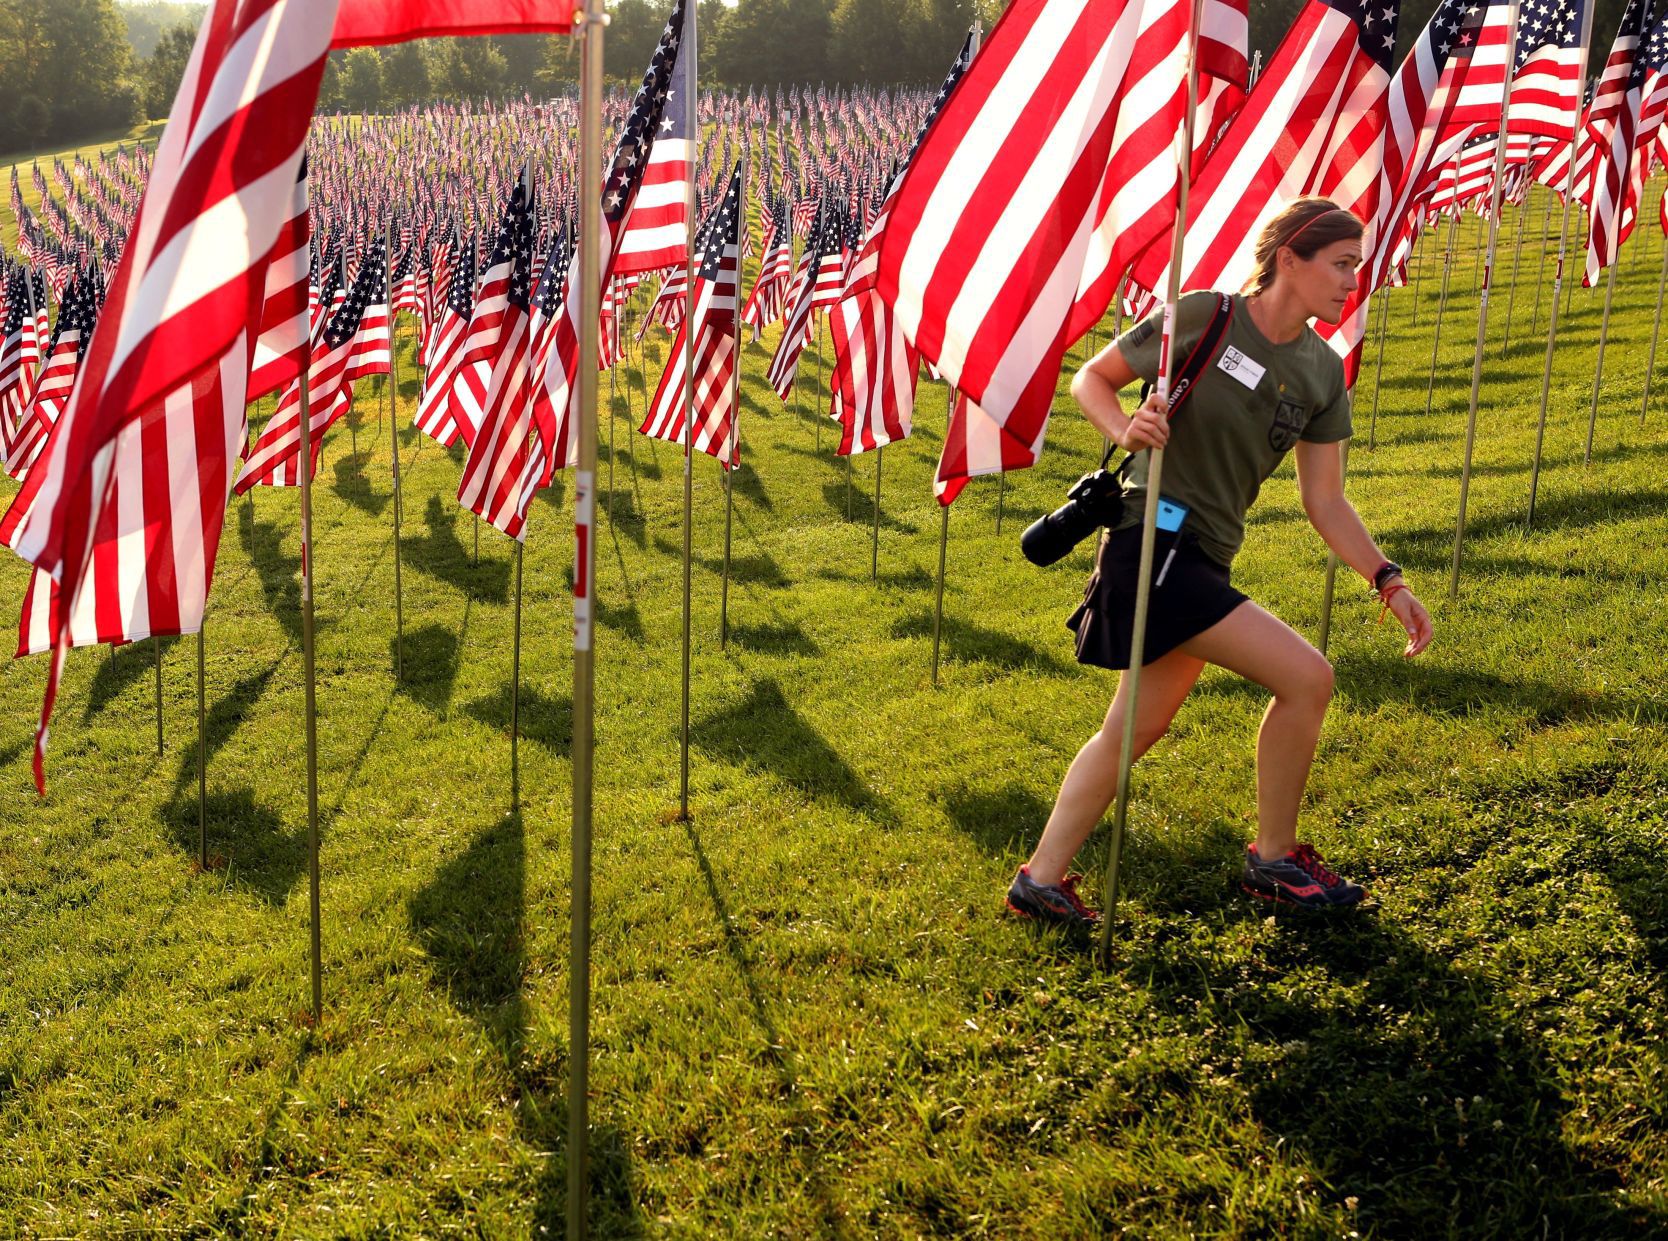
[1109,782,1667,1237]
[941,784,1053,857]
[402,495,512,604]
[395,623,461,715]
[331,451,390,518]
[681,817,849,1236]
[236,502,307,646]
[82,640,158,721]
[819,478,918,533]
[891,609,1071,676]
[410,810,642,1235]
[727,620,821,657]
[160,788,302,904]
[1393,485,1668,546]
[463,682,572,755]
[695,678,894,823]
[169,657,285,792]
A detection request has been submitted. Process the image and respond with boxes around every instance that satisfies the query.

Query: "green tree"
[435,37,509,98]
[0,0,140,151]
[340,46,385,112]
[710,0,833,87]
[139,21,196,119]
[382,40,435,109]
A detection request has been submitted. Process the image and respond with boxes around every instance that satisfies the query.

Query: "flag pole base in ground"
[154,636,164,756]
[197,626,207,869]
[1584,262,1618,467]
[511,541,523,807]
[720,467,734,649]
[871,447,883,582]
[1642,242,1668,425]
[299,358,323,1027]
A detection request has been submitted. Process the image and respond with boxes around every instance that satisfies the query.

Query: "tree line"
[3,0,1637,163]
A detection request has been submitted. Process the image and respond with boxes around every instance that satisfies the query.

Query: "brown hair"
[1241,197,1365,296]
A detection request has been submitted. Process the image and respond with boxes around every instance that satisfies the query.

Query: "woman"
[1006,197,1434,925]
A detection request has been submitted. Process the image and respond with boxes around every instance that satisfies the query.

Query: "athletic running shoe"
[1241,842,1367,909]
[1005,865,1101,926]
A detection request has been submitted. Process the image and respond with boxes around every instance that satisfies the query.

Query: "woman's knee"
[1277,652,1334,712]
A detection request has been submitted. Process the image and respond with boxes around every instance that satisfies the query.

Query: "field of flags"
[1,0,1667,1233]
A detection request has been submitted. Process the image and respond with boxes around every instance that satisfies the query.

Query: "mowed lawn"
[1,172,1667,1238]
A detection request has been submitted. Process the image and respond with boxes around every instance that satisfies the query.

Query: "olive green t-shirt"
[1109,290,1352,567]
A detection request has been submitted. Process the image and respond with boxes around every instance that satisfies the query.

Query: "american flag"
[876,0,1249,503]
[740,193,792,338]
[527,228,577,488]
[0,270,32,464]
[1581,0,1652,283]
[391,240,421,316]
[445,182,534,449]
[639,163,743,467]
[414,231,476,447]
[1506,0,1586,144]
[1,0,333,792]
[610,0,695,276]
[1126,0,1401,383]
[248,157,312,404]
[765,204,838,399]
[829,33,974,460]
[343,234,391,381]
[457,171,547,541]
[236,236,386,492]
[6,273,99,480]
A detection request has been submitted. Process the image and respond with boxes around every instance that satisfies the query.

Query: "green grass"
[2,170,1667,1237]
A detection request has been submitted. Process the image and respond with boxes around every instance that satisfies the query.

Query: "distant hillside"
[118,0,205,61]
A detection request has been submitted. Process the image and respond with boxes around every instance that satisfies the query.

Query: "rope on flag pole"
[1451,0,1523,604]
[299,329,323,1027]
[1098,0,1201,967]
[1423,196,1462,421]
[569,2,606,1233]
[387,221,404,682]
[1529,2,1596,528]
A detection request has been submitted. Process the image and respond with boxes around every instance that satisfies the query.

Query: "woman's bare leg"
[1025,645,1206,887]
[1179,601,1334,859]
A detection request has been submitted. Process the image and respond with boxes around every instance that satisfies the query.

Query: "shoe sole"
[1239,879,1366,911]
[1005,898,1099,927]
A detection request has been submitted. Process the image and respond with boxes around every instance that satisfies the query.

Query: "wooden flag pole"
[298,321,323,1026]
[1367,286,1391,450]
[1583,260,1619,467]
[676,17,700,825]
[387,222,405,682]
[1450,0,1522,604]
[1423,198,1461,420]
[1528,183,1556,336]
[197,625,207,869]
[1641,239,1668,426]
[569,2,606,1234]
[1099,0,1201,966]
[1528,3,1595,528]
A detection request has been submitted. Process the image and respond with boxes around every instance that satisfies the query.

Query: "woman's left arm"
[1295,440,1434,657]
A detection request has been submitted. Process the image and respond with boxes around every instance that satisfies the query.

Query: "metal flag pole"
[1423,194,1462,420]
[1583,259,1619,466]
[870,445,883,582]
[608,319,616,521]
[1528,4,1595,528]
[1642,235,1668,425]
[845,450,853,519]
[995,471,1006,532]
[196,624,207,869]
[1409,219,1429,326]
[721,152,747,652]
[387,222,404,682]
[931,496,949,687]
[677,5,700,823]
[1529,179,1556,335]
[153,636,164,755]
[1099,0,1201,967]
[511,540,523,802]
[1316,440,1350,656]
[569,1,606,1235]
[814,316,825,453]
[1367,285,1391,450]
[1500,191,1530,355]
[298,316,323,1026]
[1450,0,1522,603]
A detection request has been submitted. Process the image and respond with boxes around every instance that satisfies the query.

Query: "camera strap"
[1105,291,1236,474]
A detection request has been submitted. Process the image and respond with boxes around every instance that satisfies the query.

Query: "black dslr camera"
[1019,463,1127,567]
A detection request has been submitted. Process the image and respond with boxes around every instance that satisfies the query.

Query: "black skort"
[1066,524,1249,670]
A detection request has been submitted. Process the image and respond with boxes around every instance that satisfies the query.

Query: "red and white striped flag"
[6,275,100,480]
[456,172,545,541]
[414,233,476,447]
[639,164,743,467]
[875,0,1246,503]
[765,205,838,400]
[1582,0,1652,284]
[1,0,335,792]
[609,2,695,277]
[247,158,312,405]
